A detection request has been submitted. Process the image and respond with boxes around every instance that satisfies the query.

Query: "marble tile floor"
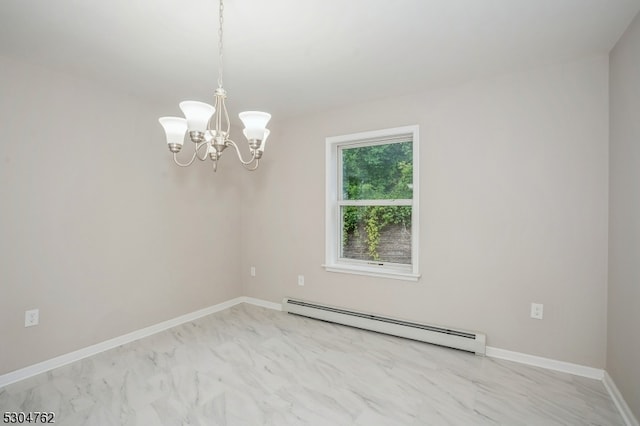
[0,303,624,425]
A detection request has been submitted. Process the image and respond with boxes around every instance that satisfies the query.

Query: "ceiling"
[1,0,639,121]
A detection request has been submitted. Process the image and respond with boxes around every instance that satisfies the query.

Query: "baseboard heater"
[282,298,486,355]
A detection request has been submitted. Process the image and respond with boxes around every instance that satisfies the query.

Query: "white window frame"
[324,125,420,281]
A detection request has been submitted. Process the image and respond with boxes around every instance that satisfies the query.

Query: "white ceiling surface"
[1,0,639,120]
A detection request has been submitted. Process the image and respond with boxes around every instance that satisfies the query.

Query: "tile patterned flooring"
[0,303,624,425]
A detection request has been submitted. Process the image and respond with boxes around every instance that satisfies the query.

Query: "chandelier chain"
[217,0,224,89]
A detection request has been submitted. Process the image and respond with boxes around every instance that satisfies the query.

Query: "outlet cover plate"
[530,303,544,320]
[25,309,39,327]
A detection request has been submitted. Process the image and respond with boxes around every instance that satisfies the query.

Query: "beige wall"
[0,51,615,376]
[0,56,243,375]
[608,11,640,420]
[242,55,610,368]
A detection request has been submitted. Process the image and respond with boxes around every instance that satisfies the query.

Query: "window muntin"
[325,126,420,281]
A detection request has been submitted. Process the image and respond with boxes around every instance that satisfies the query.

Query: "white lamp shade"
[159,117,187,145]
[243,127,268,141]
[239,111,271,132]
[179,101,215,132]
[258,129,270,152]
[244,129,270,150]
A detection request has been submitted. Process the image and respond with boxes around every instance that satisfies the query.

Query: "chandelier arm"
[218,98,224,133]
[172,142,209,166]
[173,151,199,167]
[211,96,220,134]
[195,141,209,161]
[226,139,257,165]
[223,99,230,135]
[243,158,259,171]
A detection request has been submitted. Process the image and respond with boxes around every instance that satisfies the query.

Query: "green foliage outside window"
[342,142,413,261]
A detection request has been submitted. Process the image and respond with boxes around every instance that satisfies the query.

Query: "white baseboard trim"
[241,296,282,311]
[0,296,248,388]
[603,371,639,426]
[485,346,604,380]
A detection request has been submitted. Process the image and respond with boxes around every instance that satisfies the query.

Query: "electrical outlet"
[250,266,256,277]
[298,275,305,286]
[25,309,39,327]
[530,303,543,320]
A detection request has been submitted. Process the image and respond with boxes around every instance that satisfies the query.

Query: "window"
[325,125,420,281]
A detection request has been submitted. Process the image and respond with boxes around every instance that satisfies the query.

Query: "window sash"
[337,139,413,202]
[338,205,413,266]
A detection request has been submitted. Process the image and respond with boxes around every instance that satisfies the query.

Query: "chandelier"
[158,0,271,172]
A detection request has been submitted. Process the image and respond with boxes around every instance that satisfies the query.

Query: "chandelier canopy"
[158,0,271,172]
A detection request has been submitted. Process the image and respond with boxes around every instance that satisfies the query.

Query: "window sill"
[322,263,420,282]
